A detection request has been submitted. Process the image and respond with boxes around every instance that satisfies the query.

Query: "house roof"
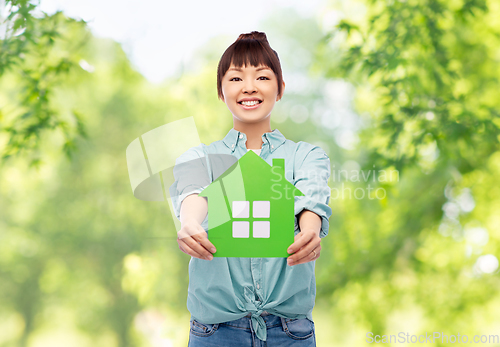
[199,150,303,199]
[222,128,287,154]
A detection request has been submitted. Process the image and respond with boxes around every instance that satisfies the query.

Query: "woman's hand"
[177,217,216,260]
[287,210,322,266]
[286,228,321,266]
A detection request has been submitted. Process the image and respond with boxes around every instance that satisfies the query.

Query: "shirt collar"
[222,128,286,153]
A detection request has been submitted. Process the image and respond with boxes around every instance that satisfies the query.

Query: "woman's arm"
[180,194,208,225]
[297,209,322,234]
[177,194,216,260]
[287,144,332,266]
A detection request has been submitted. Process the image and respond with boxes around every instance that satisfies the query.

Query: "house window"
[232,201,270,238]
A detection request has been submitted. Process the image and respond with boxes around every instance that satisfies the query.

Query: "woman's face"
[221,63,284,126]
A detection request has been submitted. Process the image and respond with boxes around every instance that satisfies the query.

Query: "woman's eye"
[230,77,242,81]
[258,76,270,80]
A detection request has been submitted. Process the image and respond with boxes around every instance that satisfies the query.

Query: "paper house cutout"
[199,150,304,257]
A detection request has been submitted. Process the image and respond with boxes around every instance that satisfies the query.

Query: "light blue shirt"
[170,128,332,341]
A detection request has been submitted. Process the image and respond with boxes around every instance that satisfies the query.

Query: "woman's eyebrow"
[227,67,271,72]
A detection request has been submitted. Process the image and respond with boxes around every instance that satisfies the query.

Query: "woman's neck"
[233,119,272,149]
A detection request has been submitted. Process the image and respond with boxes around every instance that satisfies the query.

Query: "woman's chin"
[233,115,271,125]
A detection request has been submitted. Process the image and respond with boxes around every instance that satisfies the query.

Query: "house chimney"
[272,158,285,178]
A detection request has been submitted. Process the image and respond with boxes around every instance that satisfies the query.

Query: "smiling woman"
[220,64,283,139]
[217,32,286,149]
[170,31,332,346]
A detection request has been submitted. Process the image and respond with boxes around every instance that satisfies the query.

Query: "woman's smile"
[238,97,263,110]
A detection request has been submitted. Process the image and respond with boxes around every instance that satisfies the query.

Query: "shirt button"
[239,134,243,139]
[271,145,274,149]
[256,283,260,289]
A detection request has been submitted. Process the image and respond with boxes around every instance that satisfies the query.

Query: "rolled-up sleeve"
[169,145,210,222]
[293,145,332,238]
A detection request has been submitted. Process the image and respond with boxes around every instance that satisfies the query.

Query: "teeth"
[241,100,260,106]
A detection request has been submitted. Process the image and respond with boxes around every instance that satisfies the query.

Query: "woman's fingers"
[180,236,213,260]
[287,230,309,254]
[178,237,212,260]
[177,226,215,260]
[177,224,205,239]
[287,231,321,265]
[178,239,195,257]
[288,243,320,265]
[191,227,217,254]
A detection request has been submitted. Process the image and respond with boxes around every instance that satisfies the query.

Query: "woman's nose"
[242,80,257,93]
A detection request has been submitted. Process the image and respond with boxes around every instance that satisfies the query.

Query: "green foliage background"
[1,0,499,346]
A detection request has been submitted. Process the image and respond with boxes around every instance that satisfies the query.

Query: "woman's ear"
[276,81,286,101]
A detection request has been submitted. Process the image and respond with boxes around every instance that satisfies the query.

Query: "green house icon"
[199,150,304,258]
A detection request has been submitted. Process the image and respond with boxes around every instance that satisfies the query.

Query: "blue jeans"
[187,314,316,347]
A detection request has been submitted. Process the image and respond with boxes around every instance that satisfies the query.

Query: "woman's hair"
[217,31,284,100]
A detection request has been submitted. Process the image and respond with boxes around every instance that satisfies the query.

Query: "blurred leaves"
[318,0,500,174]
[311,0,500,341]
[0,0,89,166]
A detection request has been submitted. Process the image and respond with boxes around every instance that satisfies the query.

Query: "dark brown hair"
[217,31,284,100]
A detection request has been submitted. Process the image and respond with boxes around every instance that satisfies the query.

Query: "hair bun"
[236,31,269,44]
